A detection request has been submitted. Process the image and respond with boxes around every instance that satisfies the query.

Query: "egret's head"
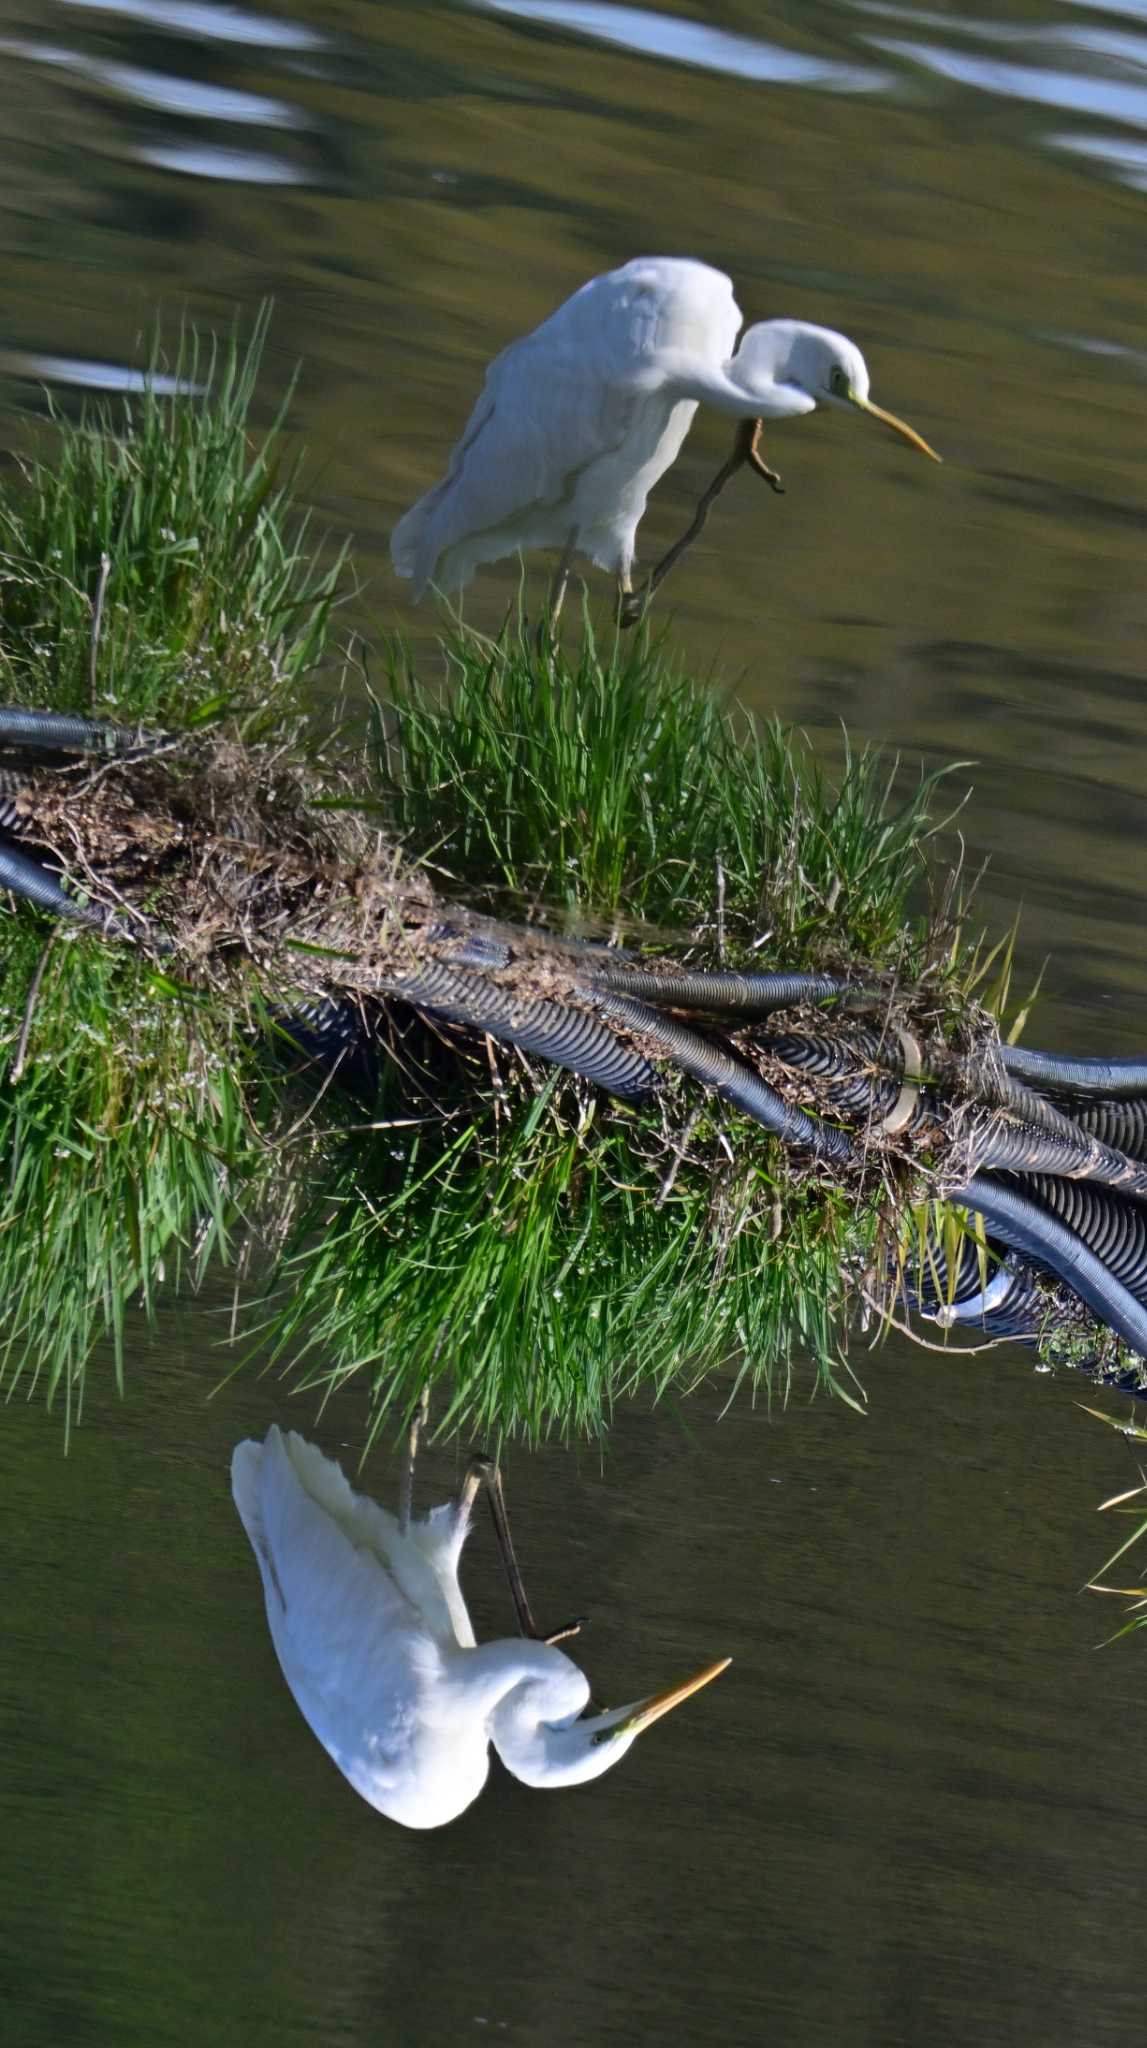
[491,1651,731,1791]
[733,320,941,460]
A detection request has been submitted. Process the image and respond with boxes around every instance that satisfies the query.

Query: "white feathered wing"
[232,1427,482,1824]
[390,257,743,597]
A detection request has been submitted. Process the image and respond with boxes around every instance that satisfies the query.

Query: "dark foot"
[544,1616,587,1647]
[617,586,649,631]
[745,420,784,494]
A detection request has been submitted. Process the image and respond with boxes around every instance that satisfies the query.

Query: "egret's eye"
[830,366,850,396]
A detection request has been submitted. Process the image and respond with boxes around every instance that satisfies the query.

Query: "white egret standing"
[231,1419,730,1831]
[389,256,940,620]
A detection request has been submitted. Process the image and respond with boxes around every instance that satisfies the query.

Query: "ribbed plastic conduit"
[586,988,858,1164]
[584,962,847,1013]
[955,1175,1147,1356]
[0,708,149,755]
[388,962,657,1101]
[1002,1045,1147,1099]
[1075,1099,1147,1164]
[0,840,110,930]
[1003,1174,1147,1306]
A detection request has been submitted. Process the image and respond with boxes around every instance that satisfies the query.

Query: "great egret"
[231,1419,730,1830]
[390,255,940,618]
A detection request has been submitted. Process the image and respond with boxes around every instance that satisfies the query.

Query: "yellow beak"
[848,388,942,463]
[608,1656,732,1741]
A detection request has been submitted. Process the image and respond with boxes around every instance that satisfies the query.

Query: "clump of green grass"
[0,308,342,733]
[0,323,984,1442]
[0,318,344,1426]
[380,615,956,970]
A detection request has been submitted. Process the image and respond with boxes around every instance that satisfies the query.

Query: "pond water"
[2,1,1146,2040]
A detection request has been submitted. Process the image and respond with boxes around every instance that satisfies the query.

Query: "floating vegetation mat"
[1,323,1142,1442]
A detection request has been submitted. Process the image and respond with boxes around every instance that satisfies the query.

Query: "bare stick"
[537,529,579,656]
[89,553,111,711]
[9,930,57,1084]
[860,1290,1016,1356]
[655,1106,702,1210]
[549,529,578,623]
[618,419,783,628]
[399,1385,430,1533]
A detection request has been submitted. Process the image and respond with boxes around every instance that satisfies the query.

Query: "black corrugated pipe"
[586,988,858,1165]
[0,839,112,931]
[941,1266,1043,1340]
[388,961,657,1101]
[759,1026,911,1121]
[1004,1174,1147,1306]
[973,1117,1147,1198]
[910,1234,1043,1339]
[955,1174,1147,1357]
[1001,1045,1147,1099]
[0,771,24,833]
[1074,1099,1147,1163]
[997,1072,1102,1145]
[583,962,848,1013]
[0,707,157,755]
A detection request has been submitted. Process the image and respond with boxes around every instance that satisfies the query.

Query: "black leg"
[463,1453,584,1647]
[618,419,783,629]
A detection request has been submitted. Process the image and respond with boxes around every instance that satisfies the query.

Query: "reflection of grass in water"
[0,932,265,1429]
[0,321,977,1442]
[1081,1405,1147,1643]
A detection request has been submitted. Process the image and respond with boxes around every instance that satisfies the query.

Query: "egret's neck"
[667,332,818,423]
[492,1700,635,1790]
[669,359,766,420]
[450,1639,564,1721]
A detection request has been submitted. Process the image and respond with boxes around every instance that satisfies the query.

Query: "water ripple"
[1053,128,1147,187]
[0,352,203,394]
[481,0,889,93]
[3,38,306,127]
[95,56,305,125]
[139,140,310,182]
[870,37,1147,131]
[57,0,323,49]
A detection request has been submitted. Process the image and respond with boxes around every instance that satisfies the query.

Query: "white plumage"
[232,1426,729,1830]
[390,255,940,608]
[391,256,738,599]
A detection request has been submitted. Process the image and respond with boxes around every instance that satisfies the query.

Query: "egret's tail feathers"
[390,499,437,599]
[231,1433,280,1605]
[389,507,419,580]
[231,1436,267,1540]
[231,1426,348,1559]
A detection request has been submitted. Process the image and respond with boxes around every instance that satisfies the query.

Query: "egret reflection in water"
[390,255,939,622]
[232,1416,730,1830]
